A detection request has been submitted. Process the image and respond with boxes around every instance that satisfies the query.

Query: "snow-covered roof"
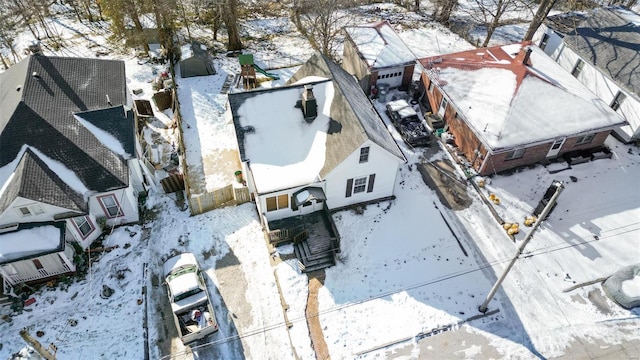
[230,79,334,193]
[344,21,416,69]
[0,222,65,264]
[420,43,626,151]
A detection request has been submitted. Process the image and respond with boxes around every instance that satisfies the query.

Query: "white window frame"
[353,177,368,194]
[72,216,95,239]
[359,146,370,163]
[571,59,585,77]
[505,148,525,160]
[438,97,448,117]
[610,91,626,111]
[575,133,595,145]
[98,194,122,218]
[539,34,549,50]
[15,204,45,217]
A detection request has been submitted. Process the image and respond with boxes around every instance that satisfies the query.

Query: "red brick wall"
[420,72,612,175]
[400,64,415,90]
[479,130,611,175]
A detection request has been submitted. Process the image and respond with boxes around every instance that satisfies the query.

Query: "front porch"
[265,205,341,273]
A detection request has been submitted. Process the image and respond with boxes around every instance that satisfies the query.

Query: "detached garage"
[342,20,416,95]
[179,41,217,78]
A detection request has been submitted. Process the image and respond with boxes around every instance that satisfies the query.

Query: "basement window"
[575,133,595,145]
[505,148,525,160]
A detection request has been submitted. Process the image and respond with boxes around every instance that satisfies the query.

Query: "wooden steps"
[294,236,335,273]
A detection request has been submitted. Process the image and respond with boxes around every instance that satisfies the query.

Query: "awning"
[292,187,326,207]
[0,221,66,265]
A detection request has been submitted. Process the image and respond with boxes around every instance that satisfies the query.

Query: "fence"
[188,185,251,215]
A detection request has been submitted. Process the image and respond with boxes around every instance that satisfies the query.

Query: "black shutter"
[367,174,376,193]
[345,178,353,197]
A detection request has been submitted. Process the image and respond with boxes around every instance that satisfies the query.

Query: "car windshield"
[174,287,203,302]
[166,265,197,282]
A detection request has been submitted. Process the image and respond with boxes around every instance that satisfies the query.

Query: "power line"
[161,217,640,358]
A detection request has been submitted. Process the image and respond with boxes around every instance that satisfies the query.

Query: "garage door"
[375,67,404,88]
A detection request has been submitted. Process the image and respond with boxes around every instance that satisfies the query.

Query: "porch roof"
[0,221,65,265]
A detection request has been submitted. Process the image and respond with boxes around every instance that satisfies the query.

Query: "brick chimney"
[28,40,43,56]
[301,84,317,122]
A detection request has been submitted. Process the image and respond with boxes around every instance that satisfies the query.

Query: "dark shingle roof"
[546,6,640,96]
[75,106,136,158]
[286,52,405,176]
[0,55,131,209]
[0,149,87,215]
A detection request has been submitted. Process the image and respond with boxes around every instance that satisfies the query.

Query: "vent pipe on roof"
[522,47,532,66]
[32,72,41,80]
[28,40,43,56]
[106,95,112,106]
[301,84,317,123]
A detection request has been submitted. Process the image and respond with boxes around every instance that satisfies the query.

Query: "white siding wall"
[65,214,101,249]
[1,244,75,285]
[325,141,402,210]
[128,158,146,193]
[0,197,79,227]
[88,185,139,227]
[534,25,640,141]
[259,181,327,222]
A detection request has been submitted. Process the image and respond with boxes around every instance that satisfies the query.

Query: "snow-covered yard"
[1,3,639,360]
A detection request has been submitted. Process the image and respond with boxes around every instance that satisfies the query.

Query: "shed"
[179,41,217,78]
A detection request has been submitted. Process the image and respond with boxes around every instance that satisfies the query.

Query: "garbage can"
[234,170,243,183]
[377,83,390,103]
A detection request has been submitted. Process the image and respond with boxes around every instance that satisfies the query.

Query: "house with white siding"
[0,53,146,289]
[342,20,417,95]
[228,52,406,272]
[532,6,640,143]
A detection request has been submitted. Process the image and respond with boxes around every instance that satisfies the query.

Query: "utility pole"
[478,181,564,313]
[19,328,57,360]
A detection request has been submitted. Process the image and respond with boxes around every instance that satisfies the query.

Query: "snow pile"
[602,265,640,309]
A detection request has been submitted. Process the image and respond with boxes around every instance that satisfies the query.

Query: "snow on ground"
[0,226,146,359]
[1,3,639,360]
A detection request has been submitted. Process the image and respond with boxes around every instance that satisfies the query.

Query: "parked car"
[385,99,431,147]
[163,252,219,345]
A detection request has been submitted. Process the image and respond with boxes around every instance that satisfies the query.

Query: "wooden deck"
[268,209,340,273]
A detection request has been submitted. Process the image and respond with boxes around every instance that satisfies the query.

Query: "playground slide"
[253,64,280,80]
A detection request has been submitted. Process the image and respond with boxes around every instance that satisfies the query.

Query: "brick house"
[419,42,626,176]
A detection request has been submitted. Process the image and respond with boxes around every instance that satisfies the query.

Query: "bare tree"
[292,0,357,60]
[432,0,459,24]
[523,0,557,41]
[463,0,527,47]
[221,0,243,51]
